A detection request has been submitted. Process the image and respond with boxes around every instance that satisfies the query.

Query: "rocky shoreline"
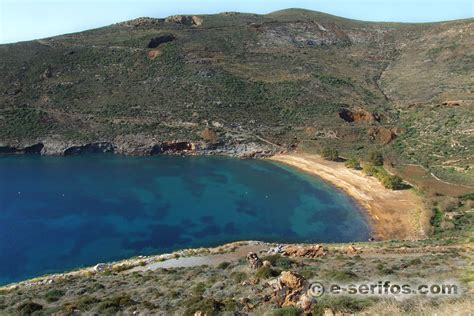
[0,137,282,159]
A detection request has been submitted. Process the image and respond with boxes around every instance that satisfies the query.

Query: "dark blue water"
[0,155,370,285]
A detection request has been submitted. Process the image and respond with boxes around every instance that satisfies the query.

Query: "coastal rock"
[114,134,156,155]
[0,142,44,155]
[246,252,263,269]
[64,142,114,155]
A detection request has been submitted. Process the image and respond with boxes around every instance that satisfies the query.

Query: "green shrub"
[192,282,207,296]
[459,193,474,201]
[262,255,295,269]
[313,296,373,315]
[16,302,43,315]
[230,271,247,283]
[321,147,339,161]
[325,270,359,282]
[184,296,224,316]
[431,208,443,230]
[368,151,384,166]
[362,165,378,176]
[96,294,136,314]
[217,261,231,269]
[45,289,65,302]
[255,266,279,279]
[345,158,361,169]
[381,175,404,190]
[273,306,304,316]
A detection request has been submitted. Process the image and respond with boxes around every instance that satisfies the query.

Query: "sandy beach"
[269,153,431,240]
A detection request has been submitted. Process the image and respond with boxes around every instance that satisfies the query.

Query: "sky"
[1,0,473,44]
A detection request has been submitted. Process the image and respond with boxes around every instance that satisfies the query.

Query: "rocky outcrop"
[0,146,18,154]
[63,142,114,156]
[246,252,263,269]
[165,15,203,26]
[201,142,277,158]
[0,143,44,155]
[339,108,379,123]
[256,22,351,48]
[367,127,399,145]
[283,245,326,258]
[442,100,463,107]
[147,35,176,48]
[200,128,219,143]
[119,17,162,28]
[151,142,194,154]
[272,271,314,312]
[0,136,278,158]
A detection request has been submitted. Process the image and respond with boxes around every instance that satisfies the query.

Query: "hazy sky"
[1,0,473,44]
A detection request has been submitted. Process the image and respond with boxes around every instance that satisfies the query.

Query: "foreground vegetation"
[0,235,471,315]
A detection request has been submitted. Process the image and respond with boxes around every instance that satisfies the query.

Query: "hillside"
[0,9,473,185]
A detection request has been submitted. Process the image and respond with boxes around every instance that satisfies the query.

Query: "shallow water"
[0,155,370,285]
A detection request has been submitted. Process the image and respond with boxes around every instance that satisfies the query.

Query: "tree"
[321,147,339,161]
[368,151,384,166]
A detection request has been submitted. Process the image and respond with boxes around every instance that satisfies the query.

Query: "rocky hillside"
[0,240,471,315]
[0,9,473,184]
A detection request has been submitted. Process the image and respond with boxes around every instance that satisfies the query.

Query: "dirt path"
[130,244,269,272]
[268,153,432,241]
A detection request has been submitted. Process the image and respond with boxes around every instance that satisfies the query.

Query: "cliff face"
[0,9,472,183]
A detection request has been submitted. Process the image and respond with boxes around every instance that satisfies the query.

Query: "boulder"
[346,245,359,254]
[273,271,314,312]
[246,252,263,269]
[94,263,110,273]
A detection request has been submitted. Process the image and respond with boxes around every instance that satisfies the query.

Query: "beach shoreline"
[268,152,432,241]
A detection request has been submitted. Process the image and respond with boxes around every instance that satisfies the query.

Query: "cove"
[0,155,370,285]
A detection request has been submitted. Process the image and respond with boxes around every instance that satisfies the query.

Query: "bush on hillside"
[368,151,384,166]
[345,158,361,170]
[381,175,404,190]
[321,147,339,161]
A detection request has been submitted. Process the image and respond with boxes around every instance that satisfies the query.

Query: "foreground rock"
[273,271,314,313]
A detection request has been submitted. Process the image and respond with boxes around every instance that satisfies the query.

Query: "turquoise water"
[0,155,370,285]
